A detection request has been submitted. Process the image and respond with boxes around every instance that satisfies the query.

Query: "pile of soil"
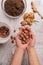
[0,26,9,38]
[4,0,24,16]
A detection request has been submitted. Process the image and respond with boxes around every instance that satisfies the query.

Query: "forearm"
[27,47,40,65]
[10,47,24,65]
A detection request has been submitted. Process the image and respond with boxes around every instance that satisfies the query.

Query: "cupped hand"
[15,27,28,51]
[15,27,35,51]
[27,29,36,50]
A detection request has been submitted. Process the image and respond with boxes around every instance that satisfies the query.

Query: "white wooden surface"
[0,0,43,65]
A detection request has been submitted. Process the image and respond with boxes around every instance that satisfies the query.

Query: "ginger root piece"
[25,18,30,22]
[21,12,35,26]
[31,2,41,16]
[28,12,35,19]
[31,2,38,13]
[23,13,29,20]
[31,2,43,19]
[24,12,35,20]
[21,12,38,26]
[28,21,32,25]
[21,20,27,26]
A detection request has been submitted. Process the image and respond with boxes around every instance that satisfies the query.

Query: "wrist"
[27,46,35,52]
[16,46,25,53]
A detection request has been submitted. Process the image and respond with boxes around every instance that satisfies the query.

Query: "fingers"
[25,27,32,32]
[19,27,31,32]
[31,33,35,40]
[16,27,35,45]
[19,27,25,31]
[15,35,19,42]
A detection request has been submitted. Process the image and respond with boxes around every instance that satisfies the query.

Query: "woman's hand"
[15,27,35,51]
[26,28,36,50]
[15,27,28,51]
